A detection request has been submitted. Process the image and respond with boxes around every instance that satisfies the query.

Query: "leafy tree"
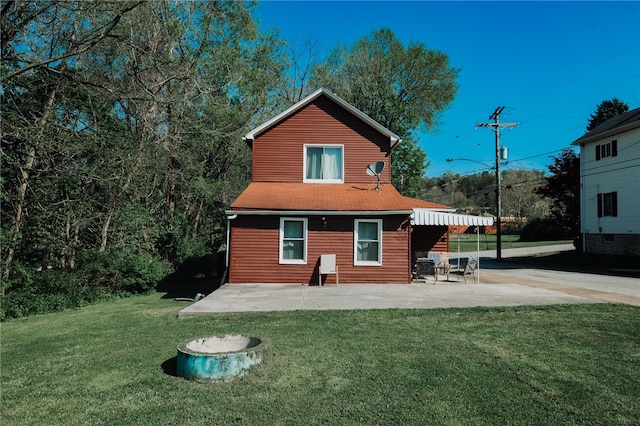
[1,0,144,282]
[1,0,285,307]
[501,169,549,221]
[421,172,466,208]
[391,134,429,197]
[457,171,495,214]
[534,149,580,236]
[311,28,459,197]
[586,98,629,131]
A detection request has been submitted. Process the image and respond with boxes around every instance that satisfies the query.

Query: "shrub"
[519,218,572,242]
[80,250,170,294]
[1,250,170,320]
[0,269,105,320]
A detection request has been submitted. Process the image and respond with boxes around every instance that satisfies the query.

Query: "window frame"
[279,217,308,264]
[353,219,383,266]
[595,140,618,161]
[597,191,618,218]
[303,144,344,183]
[602,234,615,243]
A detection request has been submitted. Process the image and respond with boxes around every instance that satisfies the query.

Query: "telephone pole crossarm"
[475,122,518,129]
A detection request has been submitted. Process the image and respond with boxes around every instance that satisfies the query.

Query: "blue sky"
[253,1,640,177]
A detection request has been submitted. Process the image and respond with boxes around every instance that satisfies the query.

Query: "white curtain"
[306,147,342,180]
[323,147,342,180]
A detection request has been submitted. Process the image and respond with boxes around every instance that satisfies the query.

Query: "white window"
[279,218,307,264]
[597,192,618,217]
[354,219,382,266]
[304,145,344,183]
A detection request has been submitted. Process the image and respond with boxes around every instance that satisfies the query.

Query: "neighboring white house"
[571,108,640,256]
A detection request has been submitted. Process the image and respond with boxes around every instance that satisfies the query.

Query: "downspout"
[580,147,586,253]
[408,221,413,283]
[221,214,237,286]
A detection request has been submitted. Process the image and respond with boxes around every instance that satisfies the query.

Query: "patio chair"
[415,258,437,283]
[427,252,450,281]
[451,257,478,283]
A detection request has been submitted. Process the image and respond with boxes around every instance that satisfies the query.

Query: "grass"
[451,234,571,252]
[2,294,639,425]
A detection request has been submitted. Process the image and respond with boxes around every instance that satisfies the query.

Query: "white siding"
[580,128,640,236]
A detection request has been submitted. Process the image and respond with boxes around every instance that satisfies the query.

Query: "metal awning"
[411,209,494,226]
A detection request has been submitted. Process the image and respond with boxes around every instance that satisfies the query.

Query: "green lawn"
[2,294,639,425]
[450,234,572,252]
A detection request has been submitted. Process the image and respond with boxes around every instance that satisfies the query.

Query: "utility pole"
[476,106,518,260]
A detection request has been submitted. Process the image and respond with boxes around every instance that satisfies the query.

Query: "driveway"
[178,244,640,316]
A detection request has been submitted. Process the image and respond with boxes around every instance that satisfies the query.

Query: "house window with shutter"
[354,219,382,266]
[279,218,307,264]
[304,145,344,183]
[597,192,618,218]
[595,140,617,161]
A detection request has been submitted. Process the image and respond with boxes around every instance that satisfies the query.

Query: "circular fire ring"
[176,335,263,381]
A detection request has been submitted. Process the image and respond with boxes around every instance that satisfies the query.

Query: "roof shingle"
[230,183,451,212]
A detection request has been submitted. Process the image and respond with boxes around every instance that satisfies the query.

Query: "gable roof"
[571,107,640,146]
[229,183,451,213]
[243,88,402,150]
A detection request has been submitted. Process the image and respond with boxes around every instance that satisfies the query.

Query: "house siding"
[228,214,412,284]
[411,225,449,263]
[580,128,640,255]
[252,96,391,184]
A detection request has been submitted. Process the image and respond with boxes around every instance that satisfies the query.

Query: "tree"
[501,169,549,223]
[311,28,459,197]
[586,98,629,131]
[1,0,286,300]
[279,35,322,105]
[421,172,466,208]
[534,149,580,236]
[1,1,145,281]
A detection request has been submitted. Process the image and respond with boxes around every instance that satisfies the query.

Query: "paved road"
[457,244,640,299]
[178,244,639,316]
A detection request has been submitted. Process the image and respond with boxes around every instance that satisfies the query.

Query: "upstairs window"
[280,218,307,264]
[595,140,617,161]
[304,145,344,183]
[354,219,382,266]
[597,192,618,217]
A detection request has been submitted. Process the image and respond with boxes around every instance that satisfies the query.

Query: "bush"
[80,250,170,294]
[519,218,572,242]
[0,269,105,320]
[1,251,170,320]
[501,222,522,235]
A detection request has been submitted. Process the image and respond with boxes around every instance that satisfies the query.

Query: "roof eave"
[571,117,640,146]
[226,209,414,216]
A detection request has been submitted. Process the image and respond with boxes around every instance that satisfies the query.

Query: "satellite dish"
[365,161,385,192]
[366,161,385,176]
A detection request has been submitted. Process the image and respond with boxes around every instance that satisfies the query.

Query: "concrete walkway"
[178,244,640,317]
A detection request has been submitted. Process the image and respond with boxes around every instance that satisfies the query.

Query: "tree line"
[422,168,550,223]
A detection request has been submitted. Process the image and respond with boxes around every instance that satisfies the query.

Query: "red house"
[225,89,482,285]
